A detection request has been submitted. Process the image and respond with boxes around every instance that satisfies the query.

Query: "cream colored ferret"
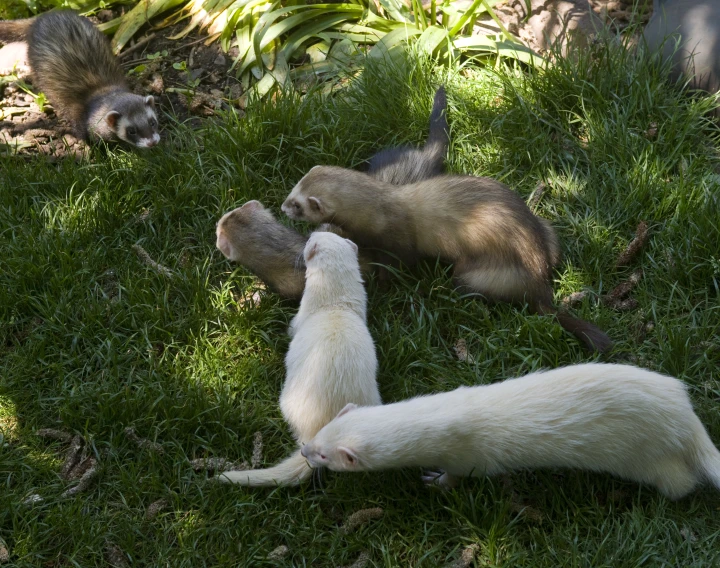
[219,231,381,486]
[301,363,720,499]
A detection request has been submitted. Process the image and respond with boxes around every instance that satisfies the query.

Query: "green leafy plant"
[96,0,542,100]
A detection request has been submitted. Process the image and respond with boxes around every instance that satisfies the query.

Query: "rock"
[644,0,720,113]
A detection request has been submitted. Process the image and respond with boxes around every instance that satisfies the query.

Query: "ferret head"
[281,166,341,223]
[303,230,359,269]
[300,403,366,472]
[104,94,160,148]
[216,200,275,261]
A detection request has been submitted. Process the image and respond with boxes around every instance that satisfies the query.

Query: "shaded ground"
[0,0,653,158]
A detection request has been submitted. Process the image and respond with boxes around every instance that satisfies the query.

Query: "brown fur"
[282,166,612,352]
[216,201,307,299]
[0,11,159,146]
[216,201,374,299]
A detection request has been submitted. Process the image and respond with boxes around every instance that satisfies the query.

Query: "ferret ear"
[105,111,121,130]
[336,403,357,418]
[344,238,358,254]
[308,197,324,214]
[305,242,319,261]
[216,231,232,258]
[242,200,261,211]
[145,95,156,108]
[338,447,358,467]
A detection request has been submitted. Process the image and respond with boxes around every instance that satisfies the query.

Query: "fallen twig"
[35,428,73,443]
[132,244,174,278]
[616,221,649,267]
[60,435,85,479]
[191,457,248,473]
[61,459,98,497]
[341,507,383,533]
[146,498,170,520]
[119,33,157,59]
[443,545,479,568]
[251,431,263,469]
[561,290,589,308]
[527,181,547,210]
[603,269,642,310]
[124,427,164,455]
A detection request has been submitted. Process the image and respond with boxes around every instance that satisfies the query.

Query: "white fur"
[301,363,720,499]
[220,232,381,486]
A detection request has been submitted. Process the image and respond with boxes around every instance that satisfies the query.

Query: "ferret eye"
[294,202,301,211]
[149,118,157,127]
[320,454,326,460]
[126,126,137,136]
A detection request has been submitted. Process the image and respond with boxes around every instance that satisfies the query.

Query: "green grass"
[2,44,720,566]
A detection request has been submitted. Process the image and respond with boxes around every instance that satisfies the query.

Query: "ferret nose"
[146,138,158,148]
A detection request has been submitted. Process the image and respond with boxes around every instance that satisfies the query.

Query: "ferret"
[0,11,160,147]
[215,200,374,299]
[219,231,382,486]
[365,86,448,185]
[216,200,308,299]
[281,167,612,352]
[214,89,449,297]
[301,363,720,500]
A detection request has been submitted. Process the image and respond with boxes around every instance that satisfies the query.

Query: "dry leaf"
[267,545,290,560]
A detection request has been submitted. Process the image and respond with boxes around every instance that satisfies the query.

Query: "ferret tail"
[0,18,33,43]
[422,86,449,162]
[216,450,312,487]
[537,303,612,353]
[693,422,720,490]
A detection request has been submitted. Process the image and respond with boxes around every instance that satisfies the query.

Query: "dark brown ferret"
[0,11,159,147]
[281,166,612,352]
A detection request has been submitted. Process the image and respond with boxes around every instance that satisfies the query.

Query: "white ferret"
[301,363,720,499]
[219,231,381,486]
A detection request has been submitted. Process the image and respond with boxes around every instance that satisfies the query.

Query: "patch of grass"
[1,46,720,566]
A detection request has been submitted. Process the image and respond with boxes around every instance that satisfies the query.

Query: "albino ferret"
[301,363,720,500]
[219,231,381,486]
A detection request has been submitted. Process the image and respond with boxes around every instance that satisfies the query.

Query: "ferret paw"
[421,470,458,489]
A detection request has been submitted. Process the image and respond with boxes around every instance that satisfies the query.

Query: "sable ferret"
[0,11,160,147]
[216,200,374,299]
[215,87,449,298]
[365,86,448,184]
[219,231,381,486]
[302,363,720,500]
[281,167,612,352]
[216,200,308,299]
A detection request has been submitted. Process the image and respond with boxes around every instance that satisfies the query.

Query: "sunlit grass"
[1,46,720,566]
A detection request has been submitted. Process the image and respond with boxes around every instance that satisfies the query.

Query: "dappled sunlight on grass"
[1,45,720,565]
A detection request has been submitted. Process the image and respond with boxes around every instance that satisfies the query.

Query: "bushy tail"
[422,86,449,162]
[217,450,312,487]
[537,303,612,353]
[0,18,33,43]
[694,424,720,490]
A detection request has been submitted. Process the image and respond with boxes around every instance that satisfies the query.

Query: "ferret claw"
[422,470,458,489]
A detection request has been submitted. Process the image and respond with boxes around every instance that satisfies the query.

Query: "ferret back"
[27,11,126,122]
